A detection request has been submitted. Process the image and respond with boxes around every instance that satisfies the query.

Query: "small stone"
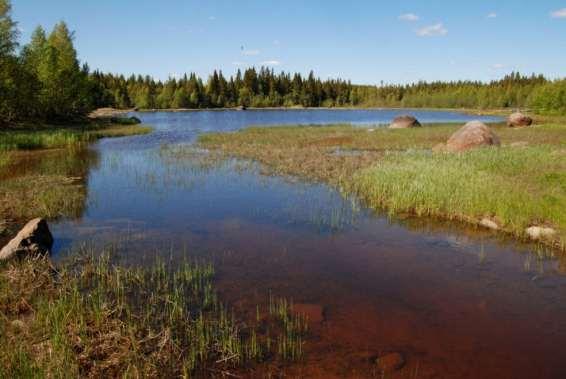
[480,218,499,230]
[376,352,405,373]
[526,226,556,240]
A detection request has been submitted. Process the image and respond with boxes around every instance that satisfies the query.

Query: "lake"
[19,110,566,377]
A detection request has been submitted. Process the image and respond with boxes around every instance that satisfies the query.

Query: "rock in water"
[507,112,533,127]
[0,218,53,261]
[389,115,421,129]
[445,121,500,152]
[376,352,405,373]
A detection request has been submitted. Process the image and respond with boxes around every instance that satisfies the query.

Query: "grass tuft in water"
[0,248,309,377]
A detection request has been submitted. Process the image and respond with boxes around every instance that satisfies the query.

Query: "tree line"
[1,0,565,127]
[92,70,565,115]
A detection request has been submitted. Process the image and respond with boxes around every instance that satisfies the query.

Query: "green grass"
[0,251,308,378]
[352,146,566,249]
[199,122,566,250]
[0,123,152,151]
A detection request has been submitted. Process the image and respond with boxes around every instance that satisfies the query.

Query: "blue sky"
[12,0,566,84]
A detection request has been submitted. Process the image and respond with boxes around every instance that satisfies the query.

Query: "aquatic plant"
[0,247,308,377]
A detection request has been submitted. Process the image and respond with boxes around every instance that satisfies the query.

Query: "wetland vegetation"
[0,122,151,226]
[199,120,566,250]
[0,250,308,377]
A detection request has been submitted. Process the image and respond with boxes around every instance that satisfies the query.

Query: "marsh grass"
[0,249,308,378]
[0,123,152,151]
[352,146,566,249]
[0,123,151,223]
[199,122,566,250]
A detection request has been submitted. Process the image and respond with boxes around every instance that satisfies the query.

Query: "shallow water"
[8,109,566,378]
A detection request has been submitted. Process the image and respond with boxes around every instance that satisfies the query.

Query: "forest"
[1,0,565,127]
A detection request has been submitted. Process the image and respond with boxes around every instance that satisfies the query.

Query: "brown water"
[3,110,566,378]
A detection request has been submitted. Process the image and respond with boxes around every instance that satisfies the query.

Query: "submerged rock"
[444,121,500,152]
[389,115,421,129]
[507,112,533,127]
[526,226,556,240]
[376,352,405,373]
[0,218,53,261]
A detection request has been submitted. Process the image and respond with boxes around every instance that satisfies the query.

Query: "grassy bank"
[0,121,151,225]
[199,122,566,250]
[0,122,152,151]
[0,251,307,377]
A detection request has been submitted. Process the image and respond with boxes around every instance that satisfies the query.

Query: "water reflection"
[0,148,99,239]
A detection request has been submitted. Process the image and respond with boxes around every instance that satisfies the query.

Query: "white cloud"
[398,13,419,22]
[491,63,506,69]
[487,12,497,19]
[241,49,260,56]
[232,61,247,66]
[260,60,281,66]
[416,23,448,37]
[551,8,566,18]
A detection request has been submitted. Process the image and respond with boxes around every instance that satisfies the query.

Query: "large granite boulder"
[0,218,53,261]
[507,112,533,127]
[444,121,500,152]
[389,115,421,129]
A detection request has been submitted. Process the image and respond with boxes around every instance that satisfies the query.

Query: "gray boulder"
[0,218,53,261]
[389,115,421,129]
[507,112,533,127]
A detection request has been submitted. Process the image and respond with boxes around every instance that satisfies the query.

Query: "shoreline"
[130,106,512,116]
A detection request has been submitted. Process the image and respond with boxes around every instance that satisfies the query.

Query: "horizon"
[12,0,566,85]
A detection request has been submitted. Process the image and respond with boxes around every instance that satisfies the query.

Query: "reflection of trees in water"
[0,147,99,227]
